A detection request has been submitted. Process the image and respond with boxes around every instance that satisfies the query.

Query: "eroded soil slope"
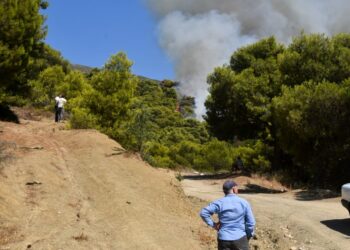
[0,114,205,250]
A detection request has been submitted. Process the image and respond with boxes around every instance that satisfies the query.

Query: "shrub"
[69,108,98,129]
[231,140,271,173]
[194,139,233,172]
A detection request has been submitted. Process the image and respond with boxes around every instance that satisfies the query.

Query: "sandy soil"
[181,176,350,250]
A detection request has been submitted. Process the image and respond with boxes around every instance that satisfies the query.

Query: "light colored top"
[55,96,67,108]
[200,193,255,240]
[342,183,350,201]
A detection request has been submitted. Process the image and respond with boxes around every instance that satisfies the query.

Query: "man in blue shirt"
[200,180,255,250]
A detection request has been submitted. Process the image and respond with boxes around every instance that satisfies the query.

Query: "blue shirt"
[200,194,255,241]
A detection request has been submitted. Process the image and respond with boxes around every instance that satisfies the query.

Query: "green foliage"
[206,37,283,141]
[0,0,47,96]
[205,33,350,187]
[26,44,70,81]
[142,141,176,168]
[231,140,271,173]
[69,107,98,129]
[279,33,350,86]
[272,82,350,186]
[69,52,138,137]
[29,65,88,111]
[29,65,65,107]
[170,140,202,168]
[230,37,284,73]
[194,139,233,172]
[57,71,90,100]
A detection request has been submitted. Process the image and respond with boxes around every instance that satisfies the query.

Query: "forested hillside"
[1,0,349,188]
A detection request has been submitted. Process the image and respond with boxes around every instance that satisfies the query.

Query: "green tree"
[0,0,48,97]
[272,82,350,186]
[205,37,284,141]
[29,65,65,107]
[279,33,350,87]
[70,52,138,137]
[194,139,233,172]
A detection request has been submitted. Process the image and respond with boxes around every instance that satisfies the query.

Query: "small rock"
[290,247,297,250]
[126,201,131,204]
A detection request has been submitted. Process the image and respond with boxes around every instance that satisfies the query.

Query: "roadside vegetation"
[1,0,350,188]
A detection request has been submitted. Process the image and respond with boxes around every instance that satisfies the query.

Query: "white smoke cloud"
[145,0,350,117]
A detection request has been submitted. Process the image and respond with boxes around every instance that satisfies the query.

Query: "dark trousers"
[218,236,249,250]
[55,107,63,122]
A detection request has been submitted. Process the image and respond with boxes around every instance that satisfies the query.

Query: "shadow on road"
[182,172,242,180]
[239,184,285,194]
[321,218,350,237]
[294,189,339,201]
[182,173,285,194]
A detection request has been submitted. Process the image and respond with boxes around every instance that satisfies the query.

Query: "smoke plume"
[145,0,350,116]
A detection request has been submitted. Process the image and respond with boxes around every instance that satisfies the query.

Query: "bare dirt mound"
[0,111,208,249]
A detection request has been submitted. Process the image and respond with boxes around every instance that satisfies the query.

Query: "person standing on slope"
[55,94,67,122]
[200,180,256,250]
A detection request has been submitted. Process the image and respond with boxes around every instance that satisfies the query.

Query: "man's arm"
[200,202,220,228]
[244,201,256,238]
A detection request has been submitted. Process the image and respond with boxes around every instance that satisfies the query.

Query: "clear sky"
[44,0,174,80]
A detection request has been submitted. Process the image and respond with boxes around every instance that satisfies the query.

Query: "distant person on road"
[55,94,67,123]
[200,180,255,250]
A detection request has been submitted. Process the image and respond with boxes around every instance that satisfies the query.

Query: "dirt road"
[182,177,350,250]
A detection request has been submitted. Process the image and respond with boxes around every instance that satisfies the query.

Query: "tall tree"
[205,37,284,141]
[0,0,48,97]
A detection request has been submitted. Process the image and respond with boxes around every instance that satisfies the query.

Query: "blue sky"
[44,0,174,80]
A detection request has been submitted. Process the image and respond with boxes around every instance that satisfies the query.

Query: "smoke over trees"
[145,0,350,116]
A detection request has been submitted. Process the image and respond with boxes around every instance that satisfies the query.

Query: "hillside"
[0,109,206,249]
[71,63,162,85]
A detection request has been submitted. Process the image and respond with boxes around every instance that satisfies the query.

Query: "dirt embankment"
[0,111,211,250]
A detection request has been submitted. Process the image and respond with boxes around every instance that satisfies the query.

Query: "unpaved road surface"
[182,178,350,250]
